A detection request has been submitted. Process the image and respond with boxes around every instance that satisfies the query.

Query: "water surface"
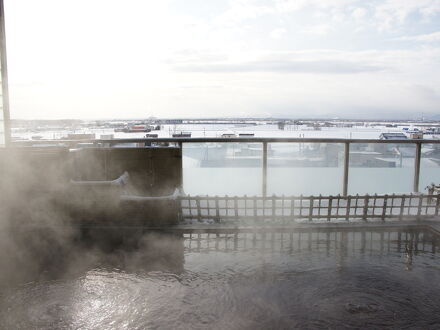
[1,228,440,329]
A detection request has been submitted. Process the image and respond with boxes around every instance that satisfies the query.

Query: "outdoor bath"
[1,227,440,329]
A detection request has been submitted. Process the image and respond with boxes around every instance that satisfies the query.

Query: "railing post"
[262,141,267,197]
[343,142,350,196]
[327,195,333,221]
[178,142,183,189]
[363,194,369,221]
[413,142,421,193]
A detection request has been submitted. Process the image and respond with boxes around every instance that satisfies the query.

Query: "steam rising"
[0,147,182,287]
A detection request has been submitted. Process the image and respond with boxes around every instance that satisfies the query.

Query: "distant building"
[164,119,183,124]
[349,151,396,167]
[424,127,440,135]
[409,132,423,139]
[66,133,96,140]
[172,132,191,138]
[375,133,407,154]
[379,133,407,140]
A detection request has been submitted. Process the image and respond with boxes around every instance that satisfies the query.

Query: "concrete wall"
[71,147,182,195]
[0,147,183,226]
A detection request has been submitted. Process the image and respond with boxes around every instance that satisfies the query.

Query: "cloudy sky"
[4,0,440,119]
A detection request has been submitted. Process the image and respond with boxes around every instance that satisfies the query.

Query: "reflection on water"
[1,227,440,329]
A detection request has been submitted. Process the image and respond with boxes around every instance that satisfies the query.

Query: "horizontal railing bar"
[180,214,433,220]
[180,194,435,200]
[171,225,433,234]
[182,209,426,214]
[10,137,435,146]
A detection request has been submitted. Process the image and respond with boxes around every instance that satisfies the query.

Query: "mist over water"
[1,229,440,329]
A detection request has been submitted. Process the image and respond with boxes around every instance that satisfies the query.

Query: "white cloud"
[274,0,359,13]
[374,0,440,31]
[302,24,333,36]
[396,31,440,42]
[4,0,440,119]
[213,0,272,26]
[270,28,287,39]
[9,46,440,118]
[168,47,440,77]
[351,7,367,21]
[214,0,359,26]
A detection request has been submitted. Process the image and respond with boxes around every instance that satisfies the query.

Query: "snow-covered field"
[12,122,439,140]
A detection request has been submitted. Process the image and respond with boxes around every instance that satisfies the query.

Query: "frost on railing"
[180,193,440,224]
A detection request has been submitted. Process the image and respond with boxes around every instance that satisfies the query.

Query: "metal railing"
[180,193,440,224]
[13,136,440,196]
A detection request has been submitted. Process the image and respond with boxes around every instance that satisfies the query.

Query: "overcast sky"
[4,0,440,119]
